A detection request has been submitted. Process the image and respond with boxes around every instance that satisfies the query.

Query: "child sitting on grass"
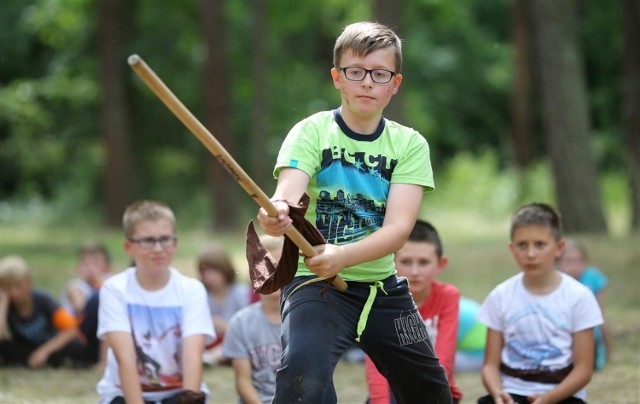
[96,200,214,404]
[557,238,611,370]
[0,255,87,368]
[478,203,603,404]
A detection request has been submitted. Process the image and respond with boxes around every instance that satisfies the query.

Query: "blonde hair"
[561,238,588,261]
[333,21,403,72]
[122,200,176,238]
[0,255,30,285]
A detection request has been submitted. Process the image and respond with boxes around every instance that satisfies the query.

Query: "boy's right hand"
[493,391,515,404]
[0,290,9,312]
[257,200,293,237]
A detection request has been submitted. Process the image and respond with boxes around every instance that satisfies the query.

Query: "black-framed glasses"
[128,236,177,250]
[338,67,396,84]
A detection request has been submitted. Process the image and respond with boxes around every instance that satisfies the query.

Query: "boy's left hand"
[303,244,348,279]
[28,348,50,368]
[528,393,552,404]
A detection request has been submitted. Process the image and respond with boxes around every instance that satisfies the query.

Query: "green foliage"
[0,0,629,231]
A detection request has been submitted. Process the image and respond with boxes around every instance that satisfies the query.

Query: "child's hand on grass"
[28,348,50,368]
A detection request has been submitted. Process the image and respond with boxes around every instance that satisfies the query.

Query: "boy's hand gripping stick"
[127,54,348,292]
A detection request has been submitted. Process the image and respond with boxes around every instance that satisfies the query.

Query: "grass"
[0,223,638,403]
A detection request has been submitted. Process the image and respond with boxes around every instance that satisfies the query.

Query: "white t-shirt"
[96,267,215,404]
[478,272,603,401]
[60,277,94,316]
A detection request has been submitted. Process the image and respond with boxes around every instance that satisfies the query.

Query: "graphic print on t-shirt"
[315,146,396,244]
[128,304,184,391]
[505,303,564,368]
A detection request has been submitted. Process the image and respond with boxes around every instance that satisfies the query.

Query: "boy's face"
[557,247,586,279]
[1,278,32,306]
[78,252,110,283]
[509,225,565,276]
[199,267,227,292]
[394,241,446,296]
[124,219,177,275]
[331,48,402,121]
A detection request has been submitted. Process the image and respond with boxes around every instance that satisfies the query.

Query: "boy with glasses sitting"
[96,200,214,404]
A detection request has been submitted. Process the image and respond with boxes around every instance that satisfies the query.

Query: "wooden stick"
[127,54,347,292]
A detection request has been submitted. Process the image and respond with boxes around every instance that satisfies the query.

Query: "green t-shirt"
[275,109,434,282]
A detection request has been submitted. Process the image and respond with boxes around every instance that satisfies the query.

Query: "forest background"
[0,0,638,236]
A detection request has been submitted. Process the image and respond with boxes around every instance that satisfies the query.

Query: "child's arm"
[364,356,391,404]
[231,358,262,404]
[106,332,145,404]
[28,306,80,368]
[595,291,612,361]
[0,290,9,340]
[527,328,595,404]
[65,282,88,314]
[258,168,423,278]
[181,334,206,393]
[305,183,423,278]
[257,167,306,236]
[481,328,515,404]
[28,327,78,368]
[435,289,460,384]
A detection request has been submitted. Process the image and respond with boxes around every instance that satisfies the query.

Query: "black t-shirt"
[8,290,61,345]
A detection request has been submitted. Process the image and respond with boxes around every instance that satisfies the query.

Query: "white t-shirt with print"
[478,272,603,401]
[96,267,215,404]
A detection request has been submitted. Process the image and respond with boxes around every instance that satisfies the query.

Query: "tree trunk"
[99,0,136,227]
[374,0,404,123]
[623,0,640,231]
[511,0,535,169]
[250,0,271,191]
[200,0,239,230]
[527,0,607,234]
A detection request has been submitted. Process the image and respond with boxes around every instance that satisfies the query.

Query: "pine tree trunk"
[250,0,271,190]
[527,0,607,233]
[99,0,137,226]
[511,0,535,169]
[201,0,239,230]
[623,0,640,231]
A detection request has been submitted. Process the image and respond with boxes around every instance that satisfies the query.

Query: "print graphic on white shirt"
[505,303,563,368]
[129,304,184,391]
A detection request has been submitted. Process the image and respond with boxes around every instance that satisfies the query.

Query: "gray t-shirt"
[222,302,281,404]
[207,283,251,321]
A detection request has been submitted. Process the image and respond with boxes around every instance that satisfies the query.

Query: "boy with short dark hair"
[0,255,87,368]
[257,21,451,403]
[365,220,463,403]
[478,203,603,404]
[61,243,112,317]
[96,200,214,404]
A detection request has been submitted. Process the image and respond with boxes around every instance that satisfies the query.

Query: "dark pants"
[110,393,190,404]
[79,291,101,364]
[478,394,586,404]
[274,275,452,404]
[0,338,87,368]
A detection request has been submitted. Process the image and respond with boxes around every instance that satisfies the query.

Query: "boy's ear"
[123,239,134,256]
[391,73,403,95]
[436,255,448,274]
[555,239,566,257]
[331,68,341,89]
